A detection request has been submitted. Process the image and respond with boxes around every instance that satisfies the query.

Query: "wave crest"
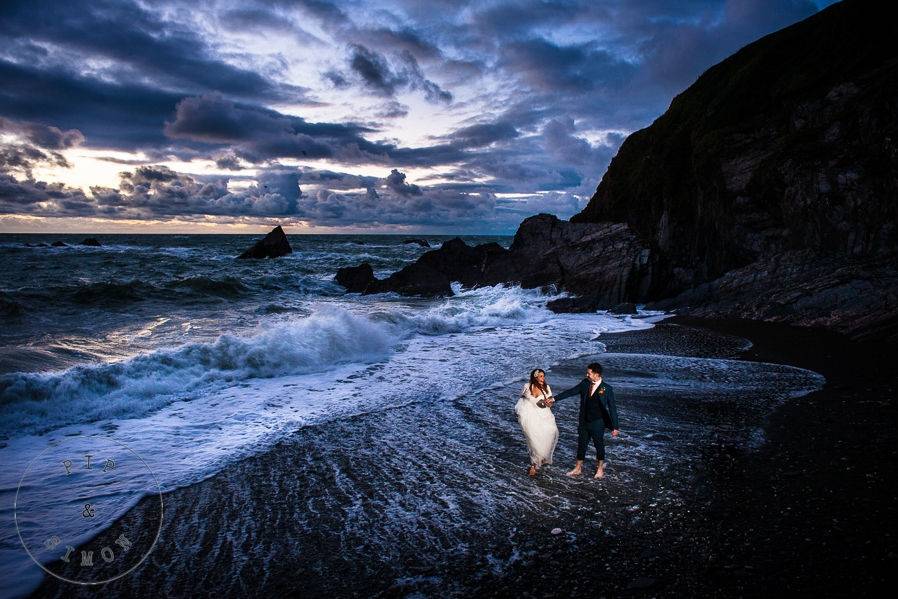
[0,307,399,436]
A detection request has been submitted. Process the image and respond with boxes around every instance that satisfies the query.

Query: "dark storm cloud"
[91,166,301,218]
[0,117,81,179]
[0,145,69,180]
[348,44,404,96]
[0,174,89,211]
[163,94,382,162]
[0,0,322,154]
[0,0,311,104]
[0,58,187,150]
[218,5,326,45]
[214,153,244,171]
[542,118,617,167]
[446,122,520,148]
[499,38,637,93]
[359,26,443,61]
[323,69,352,89]
[344,44,453,104]
[385,169,422,196]
[163,94,468,166]
[295,186,498,229]
[0,117,84,150]
[400,51,453,104]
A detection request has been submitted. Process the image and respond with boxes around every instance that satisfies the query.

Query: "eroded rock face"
[507,214,651,300]
[567,0,898,340]
[237,226,292,259]
[334,215,652,306]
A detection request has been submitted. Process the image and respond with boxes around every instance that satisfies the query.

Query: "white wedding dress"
[515,382,559,467]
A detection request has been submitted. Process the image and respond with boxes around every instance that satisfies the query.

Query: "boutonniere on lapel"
[598,387,605,395]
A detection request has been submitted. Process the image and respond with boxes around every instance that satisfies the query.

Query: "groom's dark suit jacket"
[553,378,619,429]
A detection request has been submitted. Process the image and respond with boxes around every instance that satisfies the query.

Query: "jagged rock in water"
[51,241,67,247]
[335,263,376,293]
[81,238,101,247]
[335,215,650,304]
[402,238,431,248]
[237,226,292,259]
[369,261,452,296]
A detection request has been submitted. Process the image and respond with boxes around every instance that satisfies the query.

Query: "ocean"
[0,234,825,597]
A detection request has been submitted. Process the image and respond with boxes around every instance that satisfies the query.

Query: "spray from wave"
[0,307,399,437]
[0,284,566,437]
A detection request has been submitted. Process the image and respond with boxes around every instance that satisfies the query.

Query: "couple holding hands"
[514,362,620,479]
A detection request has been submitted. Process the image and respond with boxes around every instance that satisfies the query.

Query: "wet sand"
[29,318,898,597]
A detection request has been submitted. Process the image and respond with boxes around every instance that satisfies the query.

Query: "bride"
[515,368,559,477]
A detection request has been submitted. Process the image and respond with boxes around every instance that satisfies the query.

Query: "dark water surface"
[29,322,824,598]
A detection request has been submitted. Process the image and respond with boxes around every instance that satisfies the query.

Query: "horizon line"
[0,230,515,236]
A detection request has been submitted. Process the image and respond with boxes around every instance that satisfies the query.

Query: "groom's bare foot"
[594,461,606,479]
[566,467,582,477]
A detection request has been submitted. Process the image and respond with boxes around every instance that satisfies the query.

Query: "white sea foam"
[0,307,402,437]
[0,283,730,598]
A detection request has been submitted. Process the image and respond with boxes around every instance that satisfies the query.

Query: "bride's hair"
[529,368,549,395]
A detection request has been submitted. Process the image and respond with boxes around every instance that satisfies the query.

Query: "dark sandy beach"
[29,317,898,598]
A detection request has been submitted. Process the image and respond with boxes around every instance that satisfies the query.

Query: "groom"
[547,362,619,479]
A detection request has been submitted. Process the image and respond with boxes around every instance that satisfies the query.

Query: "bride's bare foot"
[528,464,538,477]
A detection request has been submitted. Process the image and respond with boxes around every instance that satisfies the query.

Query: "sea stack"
[237,225,293,259]
[81,238,101,246]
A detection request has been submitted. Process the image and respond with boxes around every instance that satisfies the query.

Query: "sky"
[0,0,837,234]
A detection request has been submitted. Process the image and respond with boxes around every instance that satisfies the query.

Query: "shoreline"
[27,316,897,597]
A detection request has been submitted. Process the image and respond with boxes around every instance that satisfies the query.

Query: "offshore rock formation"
[335,215,650,306]
[237,226,292,259]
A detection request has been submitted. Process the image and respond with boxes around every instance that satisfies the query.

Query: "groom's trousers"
[576,419,607,461]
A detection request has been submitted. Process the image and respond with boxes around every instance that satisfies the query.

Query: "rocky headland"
[335,0,898,342]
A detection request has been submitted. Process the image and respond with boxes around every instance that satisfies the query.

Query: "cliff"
[337,0,898,342]
[572,0,898,340]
